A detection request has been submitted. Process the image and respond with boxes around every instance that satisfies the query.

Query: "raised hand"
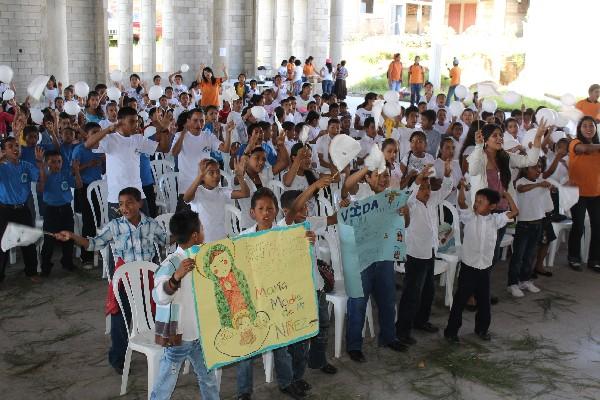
[174,258,196,281]
[316,175,333,189]
[34,146,44,162]
[234,156,247,177]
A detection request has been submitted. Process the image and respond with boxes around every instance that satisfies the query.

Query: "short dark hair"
[169,210,202,244]
[250,187,279,211]
[282,121,295,131]
[83,122,101,133]
[0,136,16,149]
[118,187,142,202]
[280,190,303,209]
[409,130,427,142]
[364,117,375,129]
[117,106,138,119]
[327,118,340,127]
[420,109,436,123]
[204,105,218,113]
[510,109,522,117]
[476,188,501,205]
[44,149,61,161]
[95,83,107,91]
[23,125,39,138]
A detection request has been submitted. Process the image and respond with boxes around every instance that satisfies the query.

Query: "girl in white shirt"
[354,92,376,131]
[508,161,553,297]
[182,158,250,242]
[382,138,402,189]
[434,137,462,205]
[399,131,435,189]
[43,75,60,106]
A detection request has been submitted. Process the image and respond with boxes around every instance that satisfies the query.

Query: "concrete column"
[330,0,344,63]
[95,0,110,84]
[213,0,229,70]
[292,0,308,58]
[416,4,423,35]
[491,0,507,82]
[117,0,133,73]
[274,0,292,64]
[429,0,444,90]
[162,0,174,73]
[140,0,156,73]
[46,0,69,84]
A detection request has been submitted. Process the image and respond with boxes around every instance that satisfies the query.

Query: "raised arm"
[271,134,290,175]
[503,191,519,220]
[85,124,116,149]
[218,120,233,153]
[342,167,369,199]
[170,130,186,157]
[457,179,468,209]
[182,160,209,203]
[231,157,251,199]
[286,175,333,225]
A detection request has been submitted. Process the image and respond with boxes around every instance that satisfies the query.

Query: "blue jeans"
[389,80,402,91]
[322,80,334,95]
[236,346,294,395]
[308,290,330,369]
[508,221,542,285]
[346,261,397,352]
[446,85,457,106]
[410,83,422,105]
[150,340,219,400]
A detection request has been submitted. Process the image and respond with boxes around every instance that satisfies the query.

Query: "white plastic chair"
[29,183,44,271]
[158,172,179,214]
[87,179,110,278]
[500,234,514,261]
[320,228,375,358]
[224,204,242,237]
[546,219,572,267]
[154,213,174,260]
[434,201,461,307]
[112,261,160,398]
[150,159,175,213]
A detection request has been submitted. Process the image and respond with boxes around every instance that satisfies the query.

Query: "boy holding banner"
[150,210,220,400]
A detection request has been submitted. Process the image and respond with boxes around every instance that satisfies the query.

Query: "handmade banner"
[187,223,318,370]
[337,189,409,297]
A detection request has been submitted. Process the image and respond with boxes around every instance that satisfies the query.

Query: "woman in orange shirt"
[303,56,315,82]
[199,65,228,108]
[286,56,296,81]
[567,116,600,271]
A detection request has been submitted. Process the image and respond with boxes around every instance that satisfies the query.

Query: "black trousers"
[41,204,75,274]
[75,184,101,263]
[396,255,435,338]
[445,264,492,336]
[568,196,600,265]
[142,184,158,218]
[0,205,38,280]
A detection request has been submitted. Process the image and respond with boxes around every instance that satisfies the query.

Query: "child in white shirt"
[396,163,453,346]
[399,131,435,189]
[507,162,553,297]
[183,158,250,242]
[444,186,518,342]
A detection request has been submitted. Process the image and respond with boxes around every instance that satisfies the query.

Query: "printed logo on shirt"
[61,180,69,191]
[20,173,28,183]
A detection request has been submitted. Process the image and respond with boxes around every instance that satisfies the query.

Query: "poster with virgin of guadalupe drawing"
[337,189,409,297]
[186,222,318,370]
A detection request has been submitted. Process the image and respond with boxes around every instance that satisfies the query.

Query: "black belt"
[0,203,27,209]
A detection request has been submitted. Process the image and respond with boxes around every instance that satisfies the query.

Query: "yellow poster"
[187,223,319,370]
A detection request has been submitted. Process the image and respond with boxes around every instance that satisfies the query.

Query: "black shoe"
[569,261,583,271]
[490,296,499,305]
[551,214,568,222]
[238,394,252,400]
[294,379,311,392]
[534,269,553,277]
[475,331,492,341]
[588,263,600,273]
[444,332,460,344]
[280,384,306,399]
[320,363,338,374]
[387,340,408,352]
[415,322,439,333]
[397,335,417,346]
[113,366,124,375]
[347,350,366,363]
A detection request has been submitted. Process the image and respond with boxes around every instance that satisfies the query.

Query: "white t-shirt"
[227,111,247,144]
[171,131,222,194]
[515,177,553,221]
[320,66,333,81]
[351,182,376,202]
[237,168,274,229]
[295,95,311,112]
[99,119,116,130]
[400,152,435,174]
[392,126,416,160]
[460,210,510,269]
[315,134,335,173]
[545,151,569,184]
[188,186,233,242]
[355,108,373,126]
[358,135,383,159]
[277,66,287,77]
[44,87,59,104]
[434,158,462,204]
[96,133,158,203]
[294,66,303,83]
[173,84,188,97]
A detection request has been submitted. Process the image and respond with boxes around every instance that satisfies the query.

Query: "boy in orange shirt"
[446,58,461,106]
[408,56,425,106]
[575,84,600,122]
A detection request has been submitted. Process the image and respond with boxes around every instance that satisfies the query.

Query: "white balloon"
[27,75,50,100]
[321,103,329,114]
[107,87,121,101]
[180,64,190,73]
[74,81,90,98]
[148,85,164,101]
[555,112,569,128]
[0,65,14,83]
[250,106,267,121]
[502,91,521,105]
[560,93,576,107]
[382,101,401,118]
[454,85,468,99]
[448,101,464,117]
[30,108,44,125]
[559,107,583,123]
[536,108,557,126]
[482,99,497,113]
[383,90,399,103]
[2,89,14,101]
[109,70,123,82]
[64,101,81,116]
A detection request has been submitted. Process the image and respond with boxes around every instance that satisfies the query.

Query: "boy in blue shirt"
[72,122,105,267]
[38,149,82,276]
[0,137,43,282]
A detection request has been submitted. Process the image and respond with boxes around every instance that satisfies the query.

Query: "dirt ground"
[1,247,600,400]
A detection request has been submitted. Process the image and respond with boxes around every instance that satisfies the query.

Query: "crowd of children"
[0,59,598,400]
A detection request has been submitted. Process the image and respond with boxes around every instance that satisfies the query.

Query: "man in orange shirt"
[387,53,403,92]
[446,58,461,106]
[408,56,425,105]
[575,84,600,122]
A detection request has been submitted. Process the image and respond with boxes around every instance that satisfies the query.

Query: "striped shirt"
[87,213,167,262]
